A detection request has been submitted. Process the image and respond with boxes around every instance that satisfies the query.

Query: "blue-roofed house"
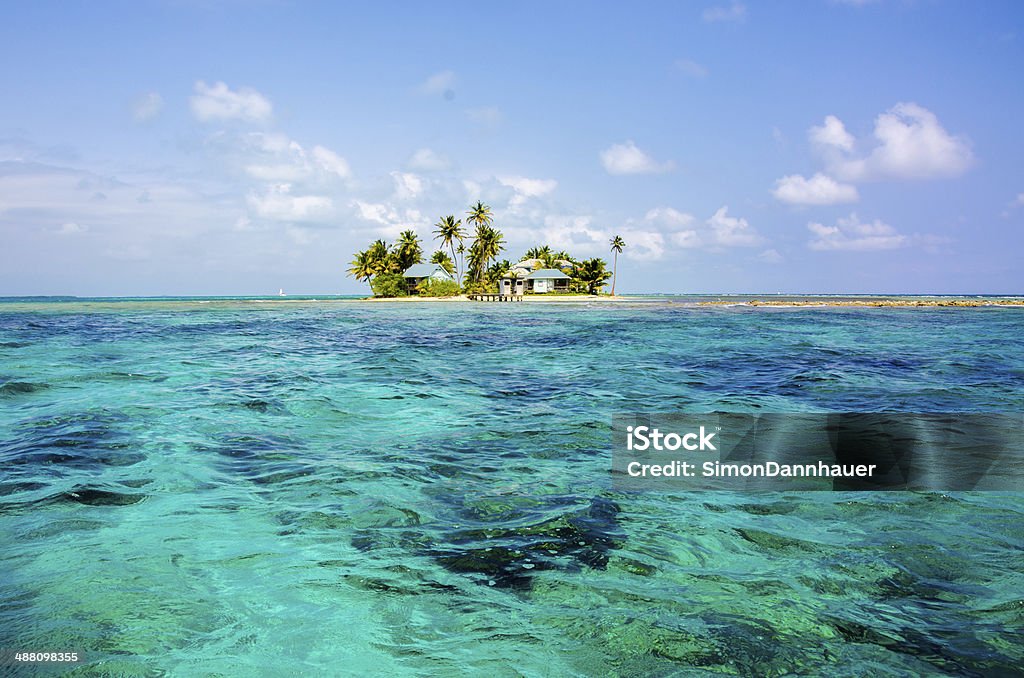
[403,263,455,294]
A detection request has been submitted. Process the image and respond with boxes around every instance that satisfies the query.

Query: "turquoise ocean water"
[1,297,1022,676]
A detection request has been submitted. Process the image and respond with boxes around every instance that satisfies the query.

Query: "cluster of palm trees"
[432,201,506,286]
[349,200,509,288]
[347,230,424,283]
[348,200,628,295]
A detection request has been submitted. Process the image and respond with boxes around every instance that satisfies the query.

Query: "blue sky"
[1,1,1022,295]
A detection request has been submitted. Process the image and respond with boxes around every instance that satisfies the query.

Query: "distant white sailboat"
[279,288,286,297]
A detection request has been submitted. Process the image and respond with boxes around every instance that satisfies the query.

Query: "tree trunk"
[611,251,618,296]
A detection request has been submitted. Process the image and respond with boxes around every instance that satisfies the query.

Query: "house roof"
[403,263,452,279]
[525,268,571,280]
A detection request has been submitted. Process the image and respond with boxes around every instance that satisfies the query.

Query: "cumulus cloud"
[239,133,351,183]
[351,199,429,238]
[407,148,451,171]
[246,183,332,221]
[310,146,351,179]
[703,2,747,22]
[674,59,709,78]
[757,248,783,263]
[499,175,557,206]
[707,206,763,247]
[418,70,456,96]
[534,214,670,261]
[807,213,907,251]
[810,115,855,152]
[773,173,859,205]
[132,92,164,121]
[600,141,674,175]
[644,207,695,227]
[813,103,973,181]
[391,171,424,200]
[615,205,760,255]
[191,81,272,123]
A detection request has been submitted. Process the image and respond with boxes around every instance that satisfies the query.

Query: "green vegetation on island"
[347,202,626,297]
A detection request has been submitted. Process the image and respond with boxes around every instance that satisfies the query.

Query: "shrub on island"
[370,272,409,298]
[417,278,461,297]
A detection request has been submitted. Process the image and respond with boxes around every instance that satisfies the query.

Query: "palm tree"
[574,258,613,294]
[609,235,626,296]
[479,225,505,275]
[466,200,493,231]
[347,250,374,284]
[486,259,512,284]
[466,201,498,282]
[395,230,423,272]
[366,239,394,276]
[430,250,455,276]
[433,215,465,280]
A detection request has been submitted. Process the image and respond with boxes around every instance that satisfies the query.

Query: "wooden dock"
[468,294,523,302]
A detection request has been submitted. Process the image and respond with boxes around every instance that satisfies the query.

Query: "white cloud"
[310,146,351,180]
[600,141,674,175]
[1016,193,1024,206]
[773,173,859,205]
[807,213,907,251]
[758,248,783,263]
[703,2,747,22]
[674,59,709,78]
[239,133,350,183]
[247,184,332,221]
[813,103,973,181]
[351,199,429,238]
[418,70,456,95]
[132,92,164,121]
[616,205,761,254]
[810,115,855,152]
[499,175,557,206]
[644,207,695,227]
[707,206,763,247]
[191,81,272,123]
[391,171,424,200]
[407,148,451,171]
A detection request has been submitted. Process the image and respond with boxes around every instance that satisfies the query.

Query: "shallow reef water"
[0,299,1022,676]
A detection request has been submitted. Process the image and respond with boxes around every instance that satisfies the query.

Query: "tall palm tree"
[395,230,424,271]
[479,225,505,276]
[466,201,497,282]
[366,239,394,276]
[466,200,493,231]
[433,215,465,280]
[609,235,626,296]
[347,250,374,284]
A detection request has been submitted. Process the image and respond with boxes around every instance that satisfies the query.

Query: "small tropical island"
[347,201,627,300]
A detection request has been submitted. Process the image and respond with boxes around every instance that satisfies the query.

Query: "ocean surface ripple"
[1,300,1022,676]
